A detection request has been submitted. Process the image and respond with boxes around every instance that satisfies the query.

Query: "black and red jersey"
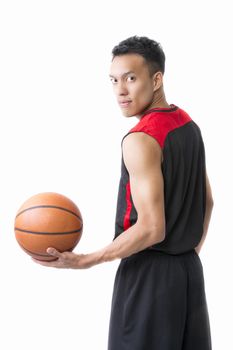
[114,105,206,255]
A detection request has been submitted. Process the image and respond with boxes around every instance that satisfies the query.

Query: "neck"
[137,93,170,120]
[148,87,171,109]
[148,100,171,110]
[136,100,171,119]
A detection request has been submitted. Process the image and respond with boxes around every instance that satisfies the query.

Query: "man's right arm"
[195,173,214,254]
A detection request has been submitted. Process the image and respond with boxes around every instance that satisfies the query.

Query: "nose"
[115,81,128,96]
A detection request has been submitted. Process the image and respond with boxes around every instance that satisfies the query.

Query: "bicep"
[122,132,165,229]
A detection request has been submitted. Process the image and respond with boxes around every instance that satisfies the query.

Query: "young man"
[35,36,214,350]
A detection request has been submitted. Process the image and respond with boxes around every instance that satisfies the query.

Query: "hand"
[32,248,95,269]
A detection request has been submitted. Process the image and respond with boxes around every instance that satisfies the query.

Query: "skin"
[109,54,170,118]
[33,53,213,269]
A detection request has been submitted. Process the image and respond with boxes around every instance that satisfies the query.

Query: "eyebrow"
[109,71,135,78]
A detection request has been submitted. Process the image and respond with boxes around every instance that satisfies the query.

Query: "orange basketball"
[14,192,83,261]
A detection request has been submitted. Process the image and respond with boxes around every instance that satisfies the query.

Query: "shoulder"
[122,131,161,150]
[122,132,163,170]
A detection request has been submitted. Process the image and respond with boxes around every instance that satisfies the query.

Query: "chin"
[121,109,137,118]
[123,113,134,118]
[123,112,144,120]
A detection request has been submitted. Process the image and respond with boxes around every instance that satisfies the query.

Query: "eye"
[127,75,136,82]
[110,77,117,84]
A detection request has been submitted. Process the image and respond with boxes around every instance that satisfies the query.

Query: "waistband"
[122,248,197,262]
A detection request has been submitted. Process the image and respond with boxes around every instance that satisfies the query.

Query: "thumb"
[47,247,62,258]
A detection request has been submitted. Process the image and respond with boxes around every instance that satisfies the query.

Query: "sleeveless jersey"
[114,105,206,255]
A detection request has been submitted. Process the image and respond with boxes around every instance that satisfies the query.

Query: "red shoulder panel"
[129,108,192,149]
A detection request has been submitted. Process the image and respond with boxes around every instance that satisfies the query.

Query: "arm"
[195,173,214,254]
[34,132,166,268]
[96,132,166,261]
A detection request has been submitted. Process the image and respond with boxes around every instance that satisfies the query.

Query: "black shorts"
[108,249,211,350]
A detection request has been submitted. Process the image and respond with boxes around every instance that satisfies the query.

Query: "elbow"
[144,222,165,245]
[210,198,214,209]
[153,229,165,244]
[207,195,214,209]
[137,214,166,246]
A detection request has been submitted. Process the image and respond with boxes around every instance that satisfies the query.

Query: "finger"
[46,247,62,258]
[32,257,58,267]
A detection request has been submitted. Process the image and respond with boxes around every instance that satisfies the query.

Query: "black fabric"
[114,119,206,255]
[151,121,206,254]
[108,250,212,350]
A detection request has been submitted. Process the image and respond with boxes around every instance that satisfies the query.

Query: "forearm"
[86,222,165,267]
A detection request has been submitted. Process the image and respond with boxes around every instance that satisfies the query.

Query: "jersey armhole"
[121,130,164,162]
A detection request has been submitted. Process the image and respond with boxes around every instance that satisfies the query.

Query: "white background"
[0,0,232,348]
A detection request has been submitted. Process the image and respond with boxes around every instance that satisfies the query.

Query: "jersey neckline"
[141,104,178,118]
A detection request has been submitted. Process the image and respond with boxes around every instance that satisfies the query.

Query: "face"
[109,54,160,118]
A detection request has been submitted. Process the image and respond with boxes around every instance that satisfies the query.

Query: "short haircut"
[112,35,165,75]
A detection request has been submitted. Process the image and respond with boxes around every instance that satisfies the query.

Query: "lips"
[119,100,132,108]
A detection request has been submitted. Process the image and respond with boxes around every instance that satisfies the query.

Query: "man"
[34,36,214,350]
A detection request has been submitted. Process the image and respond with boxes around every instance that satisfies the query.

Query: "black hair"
[112,35,165,75]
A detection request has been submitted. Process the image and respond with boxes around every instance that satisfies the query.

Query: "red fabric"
[122,107,192,233]
[130,107,192,149]
[123,181,132,230]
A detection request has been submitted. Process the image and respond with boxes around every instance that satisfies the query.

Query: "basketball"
[14,192,83,261]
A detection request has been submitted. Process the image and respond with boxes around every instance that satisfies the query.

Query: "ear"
[152,72,163,92]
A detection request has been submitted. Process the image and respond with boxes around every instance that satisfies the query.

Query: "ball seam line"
[14,226,83,235]
[16,205,82,221]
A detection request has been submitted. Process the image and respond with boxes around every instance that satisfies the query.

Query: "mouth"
[118,100,132,108]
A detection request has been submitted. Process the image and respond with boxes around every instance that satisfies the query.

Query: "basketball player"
[34,36,214,350]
